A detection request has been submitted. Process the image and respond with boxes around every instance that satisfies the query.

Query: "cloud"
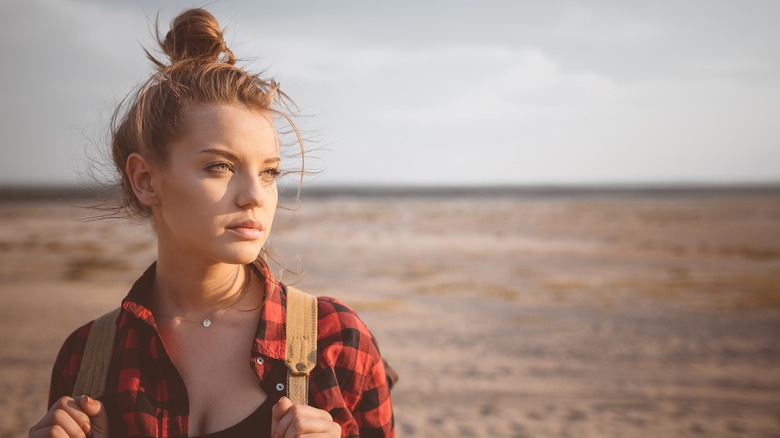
[0,0,148,184]
[368,46,619,122]
[1,0,778,186]
[245,38,619,122]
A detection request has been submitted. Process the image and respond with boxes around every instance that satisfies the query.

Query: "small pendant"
[203,319,212,328]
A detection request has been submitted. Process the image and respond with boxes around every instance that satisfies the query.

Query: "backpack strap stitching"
[284,286,318,405]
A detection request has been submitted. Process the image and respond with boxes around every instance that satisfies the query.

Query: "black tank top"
[192,397,274,438]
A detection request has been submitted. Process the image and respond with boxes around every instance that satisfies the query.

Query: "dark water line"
[2,183,780,203]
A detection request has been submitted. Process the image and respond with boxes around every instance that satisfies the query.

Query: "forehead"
[177,103,280,154]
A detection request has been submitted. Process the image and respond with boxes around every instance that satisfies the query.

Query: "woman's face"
[150,103,280,266]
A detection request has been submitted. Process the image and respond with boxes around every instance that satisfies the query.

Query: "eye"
[261,167,281,181]
[206,161,233,174]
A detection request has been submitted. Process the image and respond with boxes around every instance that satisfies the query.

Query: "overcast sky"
[1,0,779,187]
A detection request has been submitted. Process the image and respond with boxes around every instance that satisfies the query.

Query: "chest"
[157,317,268,435]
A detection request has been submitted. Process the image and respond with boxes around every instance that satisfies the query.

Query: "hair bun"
[161,8,235,65]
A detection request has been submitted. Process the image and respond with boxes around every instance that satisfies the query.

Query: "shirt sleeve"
[314,297,395,438]
[48,322,92,407]
[353,353,395,438]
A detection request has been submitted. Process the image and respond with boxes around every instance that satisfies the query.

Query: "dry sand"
[1,192,779,437]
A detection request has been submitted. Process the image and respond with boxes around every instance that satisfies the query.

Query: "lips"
[226,219,265,240]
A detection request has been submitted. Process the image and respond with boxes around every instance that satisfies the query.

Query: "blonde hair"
[110,8,303,219]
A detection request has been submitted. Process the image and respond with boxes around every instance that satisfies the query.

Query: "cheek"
[265,189,278,228]
[267,208,276,231]
[257,184,278,238]
[160,181,223,231]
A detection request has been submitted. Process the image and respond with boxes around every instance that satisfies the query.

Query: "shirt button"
[256,357,264,365]
[276,383,285,392]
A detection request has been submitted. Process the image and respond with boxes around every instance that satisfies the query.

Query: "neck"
[151,254,252,317]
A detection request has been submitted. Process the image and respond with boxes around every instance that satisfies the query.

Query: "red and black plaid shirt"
[48,262,394,437]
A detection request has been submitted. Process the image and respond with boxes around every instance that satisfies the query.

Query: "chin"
[216,245,264,265]
[231,252,263,265]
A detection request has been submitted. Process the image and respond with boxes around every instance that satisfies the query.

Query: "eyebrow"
[199,148,280,164]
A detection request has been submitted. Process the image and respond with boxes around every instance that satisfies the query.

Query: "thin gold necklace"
[154,267,254,328]
[154,307,233,328]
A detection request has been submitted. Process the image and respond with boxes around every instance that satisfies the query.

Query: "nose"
[235,173,267,208]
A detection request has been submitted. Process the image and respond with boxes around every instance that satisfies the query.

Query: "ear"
[126,153,159,207]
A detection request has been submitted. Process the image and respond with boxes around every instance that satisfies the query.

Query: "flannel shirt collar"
[119,260,289,362]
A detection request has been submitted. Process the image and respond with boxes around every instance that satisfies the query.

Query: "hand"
[271,396,341,438]
[28,395,110,438]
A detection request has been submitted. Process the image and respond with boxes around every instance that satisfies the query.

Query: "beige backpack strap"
[72,307,121,399]
[284,286,318,406]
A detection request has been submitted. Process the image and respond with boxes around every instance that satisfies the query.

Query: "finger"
[31,410,87,437]
[281,418,340,438]
[78,396,110,437]
[299,421,342,438]
[277,406,336,438]
[30,397,91,437]
[271,396,293,437]
[28,424,70,438]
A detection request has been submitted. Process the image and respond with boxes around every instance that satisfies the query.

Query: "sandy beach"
[1,189,779,437]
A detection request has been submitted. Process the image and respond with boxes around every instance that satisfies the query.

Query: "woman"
[28,8,394,438]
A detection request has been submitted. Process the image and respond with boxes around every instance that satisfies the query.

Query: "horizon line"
[1,181,780,202]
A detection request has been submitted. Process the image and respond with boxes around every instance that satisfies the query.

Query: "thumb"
[271,396,292,437]
[79,395,110,438]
